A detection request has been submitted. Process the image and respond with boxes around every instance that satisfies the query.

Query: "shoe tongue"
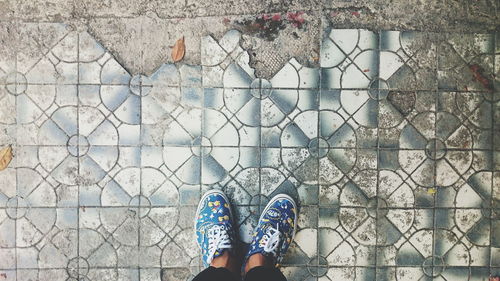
[205,226,233,264]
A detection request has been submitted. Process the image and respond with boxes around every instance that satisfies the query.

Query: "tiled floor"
[0,23,498,281]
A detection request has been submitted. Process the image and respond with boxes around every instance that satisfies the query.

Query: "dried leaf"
[0,145,13,171]
[171,37,185,63]
[427,187,437,194]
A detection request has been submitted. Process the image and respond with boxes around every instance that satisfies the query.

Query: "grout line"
[488,29,496,276]
[374,29,381,280]
[196,26,204,271]
[10,264,500,271]
[8,144,498,151]
[138,18,144,280]
[430,32,440,278]
[315,18,323,276]
[76,30,81,280]
[14,18,18,281]
[1,205,498,210]
[5,81,497,93]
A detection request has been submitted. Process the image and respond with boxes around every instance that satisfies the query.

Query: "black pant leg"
[192,266,239,281]
[244,266,287,281]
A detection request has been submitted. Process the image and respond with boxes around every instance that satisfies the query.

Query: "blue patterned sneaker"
[195,189,236,267]
[244,194,298,268]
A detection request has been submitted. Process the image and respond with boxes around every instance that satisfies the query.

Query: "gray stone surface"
[1,0,497,76]
[0,1,498,281]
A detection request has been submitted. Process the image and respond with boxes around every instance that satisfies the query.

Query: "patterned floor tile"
[0,23,497,280]
[438,33,496,93]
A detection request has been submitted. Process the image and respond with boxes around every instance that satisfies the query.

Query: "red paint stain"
[260,13,281,21]
[469,64,493,92]
[351,11,361,17]
[287,12,305,28]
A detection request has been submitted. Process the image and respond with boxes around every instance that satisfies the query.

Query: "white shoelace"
[260,224,282,257]
[205,224,232,264]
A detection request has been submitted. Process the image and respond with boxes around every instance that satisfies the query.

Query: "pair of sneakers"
[194,189,298,271]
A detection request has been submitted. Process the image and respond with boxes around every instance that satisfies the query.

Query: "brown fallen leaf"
[171,36,185,63]
[0,145,13,171]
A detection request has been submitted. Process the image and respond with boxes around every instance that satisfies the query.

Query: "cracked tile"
[0,24,496,281]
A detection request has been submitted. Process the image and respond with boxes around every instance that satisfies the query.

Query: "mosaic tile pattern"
[0,23,498,281]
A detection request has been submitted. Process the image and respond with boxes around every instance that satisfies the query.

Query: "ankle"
[210,250,239,275]
[210,250,230,268]
[244,253,273,273]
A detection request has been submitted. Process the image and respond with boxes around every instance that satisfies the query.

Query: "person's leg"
[193,190,240,280]
[241,194,298,281]
[244,265,287,281]
[192,267,233,281]
[192,251,241,281]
